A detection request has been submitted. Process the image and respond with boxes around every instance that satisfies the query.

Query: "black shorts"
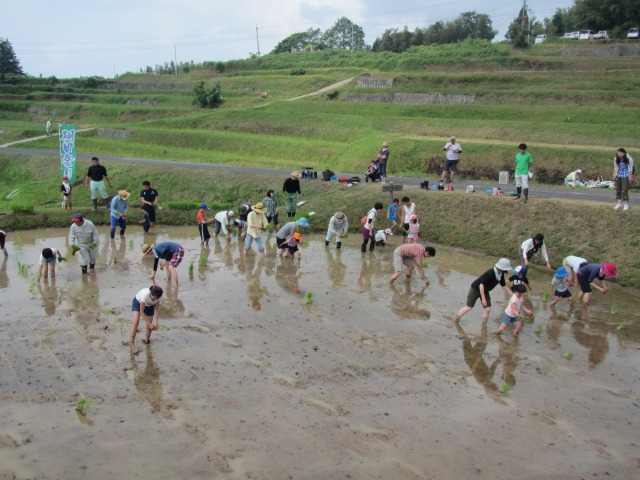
[443,160,458,172]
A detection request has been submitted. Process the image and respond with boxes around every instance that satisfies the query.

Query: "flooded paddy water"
[0,226,639,479]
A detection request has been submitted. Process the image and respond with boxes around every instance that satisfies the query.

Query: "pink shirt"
[505,293,523,317]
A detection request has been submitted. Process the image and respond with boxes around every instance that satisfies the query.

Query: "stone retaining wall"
[97,128,131,140]
[100,83,193,90]
[355,77,394,88]
[28,105,56,116]
[126,99,159,106]
[346,93,475,105]
[561,44,640,57]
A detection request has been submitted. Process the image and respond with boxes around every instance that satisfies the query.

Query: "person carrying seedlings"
[276,218,308,256]
[37,247,64,281]
[139,181,159,227]
[509,265,531,291]
[84,156,111,210]
[576,262,617,305]
[110,190,130,239]
[142,242,184,286]
[496,283,532,336]
[454,258,513,324]
[244,202,268,258]
[362,202,384,252]
[60,175,72,212]
[375,228,396,246]
[281,232,303,259]
[214,210,235,241]
[562,255,587,287]
[550,266,574,308]
[69,213,99,275]
[139,205,151,233]
[388,243,436,285]
[513,143,533,203]
[406,214,420,243]
[520,233,552,270]
[282,171,302,218]
[197,203,214,247]
[262,190,280,230]
[387,198,399,230]
[129,284,163,352]
[325,211,349,248]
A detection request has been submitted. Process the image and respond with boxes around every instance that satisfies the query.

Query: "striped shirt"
[399,243,426,258]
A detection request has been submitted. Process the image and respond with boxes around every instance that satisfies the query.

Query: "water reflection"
[162,282,185,317]
[497,336,519,387]
[130,348,170,418]
[245,256,268,311]
[107,237,131,270]
[275,260,302,296]
[0,257,8,288]
[326,249,347,288]
[37,279,61,316]
[389,284,430,319]
[546,309,571,344]
[571,306,609,369]
[198,246,211,281]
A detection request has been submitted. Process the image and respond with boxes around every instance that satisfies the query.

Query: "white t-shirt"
[214,211,232,234]
[505,293,523,317]
[135,288,160,307]
[444,142,462,161]
[402,203,416,222]
[38,248,59,264]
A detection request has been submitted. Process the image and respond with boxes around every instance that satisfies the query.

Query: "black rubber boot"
[120,229,125,236]
[336,242,341,249]
[361,242,367,253]
[81,266,88,274]
[524,188,529,203]
[92,198,98,210]
[89,263,95,270]
[514,187,521,200]
[110,229,115,239]
[325,240,329,246]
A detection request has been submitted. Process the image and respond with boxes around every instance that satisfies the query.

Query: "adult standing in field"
[244,202,268,258]
[262,190,280,230]
[109,190,130,239]
[613,147,634,211]
[441,135,462,183]
[454,258,513,324]
[520,233,552,270]
[283,171,302,218]
[514,143,533,203]
[69,213,99,275]
[140,181,159,226]
[388,243,436,286]
[361,202,384,253]
[377,141,390,184]
[142,242,184,286]
[576,262,617,305]
[46,120,52,136]
[84,156,111,211]
[325,211,349,249]
[562,255,587,287]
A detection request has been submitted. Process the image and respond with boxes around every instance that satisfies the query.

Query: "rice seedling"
[562,351,574,360]
[157,323,168,331]
[17,261,30,275]
[616,321,628,331]
[188,262,194,275]
[128,239,134,248]
[89,242,98,249]
[535,324,544,334]
[113,256,118,264]
[610,304,618,315]
[305,291,313,304]
[499,383,512,393]
[422,261,430,269]
[115,318,127,335]
[543,292,551,301]
[198,256,208,266]
[75,397,93,415]
[42,330,56,341]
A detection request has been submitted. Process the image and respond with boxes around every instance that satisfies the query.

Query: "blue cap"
[555,266,569,278]
[199,203,209,210]
[296,217,309,227]
[512,265,527,275]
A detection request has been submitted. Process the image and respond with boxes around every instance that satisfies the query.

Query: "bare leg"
[50,263,56,279]
[481,306,492,323]
[582,292,591,305]
[454,305,472,322]
[550,296,559,307]
[129,312,141,353]
[513,321,522,336]
[496,323,507,334]
[388,271,402,284]
[167,265,179,286]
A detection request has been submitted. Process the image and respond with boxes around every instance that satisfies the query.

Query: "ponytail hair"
[149,285,163,298]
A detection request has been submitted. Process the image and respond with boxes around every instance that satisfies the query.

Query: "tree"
[193,82,223,109]
[506,7,530,48]
[322,17,365,50]
[0,38,25,76]
[271,28,323,54]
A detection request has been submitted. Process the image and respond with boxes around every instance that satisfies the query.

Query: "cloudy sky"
[4,0,574,78]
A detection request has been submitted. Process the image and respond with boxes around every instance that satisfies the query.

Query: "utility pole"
[174,44,178,77]
[256,25,261,57]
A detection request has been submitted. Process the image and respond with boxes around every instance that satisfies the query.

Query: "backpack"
[361,215,367,224]
[322,169,335,181]
[349,176,361,183]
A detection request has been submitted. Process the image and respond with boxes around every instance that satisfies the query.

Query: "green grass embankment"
[0,156,638,288]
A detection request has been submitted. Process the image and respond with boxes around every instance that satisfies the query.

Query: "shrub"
[192,82,223,109]
[11,204,34,213]
[325,90,339,100]
[290,68,306,76]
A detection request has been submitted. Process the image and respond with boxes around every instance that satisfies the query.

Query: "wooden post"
[381,182,403,204]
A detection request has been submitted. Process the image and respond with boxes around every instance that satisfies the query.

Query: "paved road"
[0,146,635,204]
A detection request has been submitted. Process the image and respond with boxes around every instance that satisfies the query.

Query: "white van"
[579,30,594,40]
[535,34,546,44]
[628,28,639,39]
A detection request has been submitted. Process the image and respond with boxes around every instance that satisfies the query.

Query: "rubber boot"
[92,198,98,210]
[120,229,125,236]
[325,240,329,246]
[110,229,115,239]
[361,242,367,253]
[514,187,521,200]
[336,242,341,249]
[524,188,529,203]
[81,265,88,275]
[89,263,95,270]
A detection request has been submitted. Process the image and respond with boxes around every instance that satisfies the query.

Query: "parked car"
[593,30,609,40]
[570,31,580,39]
[535,34,546,44]
[579,30,594,40]
[628,28,639,39]
[563,32,573,39]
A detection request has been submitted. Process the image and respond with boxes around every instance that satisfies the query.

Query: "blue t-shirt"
[388,204,397,221]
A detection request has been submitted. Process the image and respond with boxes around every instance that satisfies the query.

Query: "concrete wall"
[561,44,640,57]
[126,99,159,106]
[346,93,475,105]
[97,128,131,140]
[355,77,394,88]
[100,83,193,90]
[27,105,56,116]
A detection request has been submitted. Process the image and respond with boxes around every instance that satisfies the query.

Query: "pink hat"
[409,214,418,221]
[601,263,617,277]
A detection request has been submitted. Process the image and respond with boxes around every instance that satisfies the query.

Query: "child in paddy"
[550,266,574,308]
[129,285,163,352]
[37,247,64,281]
[387,198,399,230]
[407,214,420,243]
[509,265,531,291]
[281,232,303,259]
[140,205,151,233]
[497,283,533,336]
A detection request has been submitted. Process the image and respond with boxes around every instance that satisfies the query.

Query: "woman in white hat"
[325,211,349,249]
[454,258,513,323]
[244,202,268,258]
[282,171,302,217]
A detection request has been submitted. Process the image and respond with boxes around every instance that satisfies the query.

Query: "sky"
[3,0,575,78]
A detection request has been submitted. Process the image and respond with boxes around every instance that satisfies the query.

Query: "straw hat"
[251,202,266,214]
[118,190,130,200]
[290,171,302,178]
[141,243,154,255]
[382,141,389,147]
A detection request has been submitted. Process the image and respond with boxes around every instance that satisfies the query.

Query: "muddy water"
[0,226,639,479]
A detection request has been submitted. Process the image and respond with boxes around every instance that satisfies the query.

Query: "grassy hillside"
[0,155,638,288]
